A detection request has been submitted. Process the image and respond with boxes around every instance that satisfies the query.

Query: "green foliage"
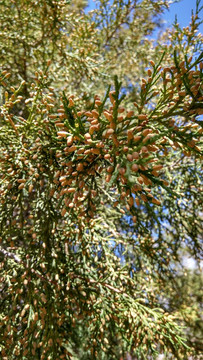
[0,0,202,359]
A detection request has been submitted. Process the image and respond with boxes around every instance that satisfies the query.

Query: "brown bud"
[127,154,133,161]
[132,152,139,160]
[131,164,139,172]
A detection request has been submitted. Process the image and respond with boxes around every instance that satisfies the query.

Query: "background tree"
[0,0,202,359]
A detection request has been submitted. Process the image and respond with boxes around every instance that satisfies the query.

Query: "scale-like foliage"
[0,0,202,359]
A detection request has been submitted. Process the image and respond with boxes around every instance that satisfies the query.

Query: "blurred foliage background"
[0,0,202,359]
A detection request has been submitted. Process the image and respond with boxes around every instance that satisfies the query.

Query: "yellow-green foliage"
[0,1,202,359]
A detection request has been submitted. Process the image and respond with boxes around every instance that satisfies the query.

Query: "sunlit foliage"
[0,0,202,359]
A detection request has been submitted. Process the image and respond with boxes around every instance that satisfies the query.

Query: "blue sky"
[164,0,202,32]
[86,0,203,33]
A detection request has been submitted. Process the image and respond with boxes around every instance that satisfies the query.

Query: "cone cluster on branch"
[0,0,202,359]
